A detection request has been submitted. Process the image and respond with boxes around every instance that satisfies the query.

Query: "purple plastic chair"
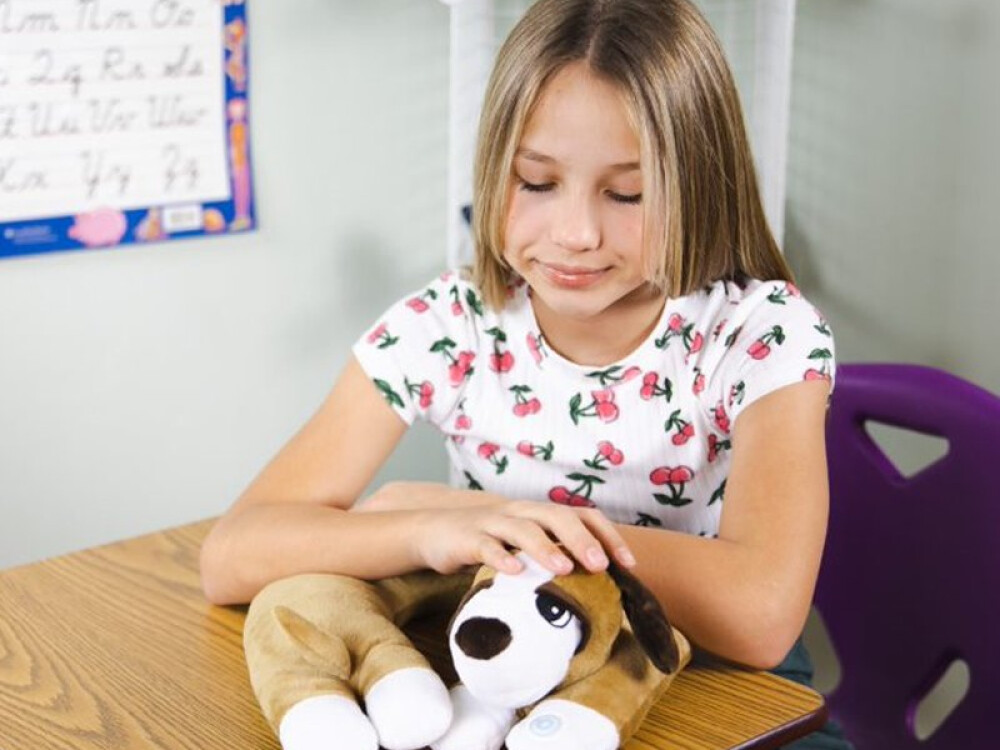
[814,363,1000,749]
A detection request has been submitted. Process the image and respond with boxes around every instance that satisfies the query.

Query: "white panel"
[440,0,494,268]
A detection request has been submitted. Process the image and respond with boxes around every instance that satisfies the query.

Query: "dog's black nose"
[454,617,512,660]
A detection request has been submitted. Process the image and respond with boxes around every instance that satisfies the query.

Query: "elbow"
[723,595,808,671]
[199,523,243,607]
[736,630,799,671]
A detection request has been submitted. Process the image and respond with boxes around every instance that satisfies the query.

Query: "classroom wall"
[0,0,452,569]
[787,0,998,395]
[1,0,997,574]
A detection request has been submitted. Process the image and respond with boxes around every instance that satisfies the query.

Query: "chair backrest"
[815,363,1000,750]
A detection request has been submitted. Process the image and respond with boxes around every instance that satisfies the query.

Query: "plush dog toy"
[244,553,691,750]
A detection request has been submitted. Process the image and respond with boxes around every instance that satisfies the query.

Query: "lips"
[537,261,609,289]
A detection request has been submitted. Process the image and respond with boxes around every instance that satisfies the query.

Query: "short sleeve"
[351,271,482,427]
[702,281,836,432]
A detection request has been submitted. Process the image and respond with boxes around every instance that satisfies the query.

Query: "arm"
[618,379,831,670]
[357,383,830,669]
[200,357,633,605]
[344,380,829,669]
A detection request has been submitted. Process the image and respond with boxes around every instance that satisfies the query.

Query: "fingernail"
[587,547,608,567]
[618,548,636,567]
[550,553,572,572]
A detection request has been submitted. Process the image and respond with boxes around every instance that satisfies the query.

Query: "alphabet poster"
[0,0,254,259]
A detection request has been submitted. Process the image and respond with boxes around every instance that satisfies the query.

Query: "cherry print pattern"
[549,473,603,508]
[353,274,835,538]
[517,440,555,461]
[404,378,435,410]
[510,385,542,417]
[486,327,515,373]
[366,323,399,349]
[640,372,673,402]
[478,442,508,475]
[569,389,620,424]
[583,441,625,471]
[650,466,695,507]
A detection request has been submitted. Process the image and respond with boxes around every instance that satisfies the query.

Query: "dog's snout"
[454,617,512,660]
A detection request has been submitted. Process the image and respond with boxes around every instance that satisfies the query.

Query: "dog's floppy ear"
[606,562,680,674]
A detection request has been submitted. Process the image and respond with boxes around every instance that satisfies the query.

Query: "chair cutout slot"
[802,606,842,695]
[863,421,950,480]
[909,657,970,741]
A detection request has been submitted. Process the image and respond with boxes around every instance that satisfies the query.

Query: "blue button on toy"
[529,714,562,736]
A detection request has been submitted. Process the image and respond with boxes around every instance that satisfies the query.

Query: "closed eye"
[608,191,642,205]
[516,178,641,205]
[517,178,554,194]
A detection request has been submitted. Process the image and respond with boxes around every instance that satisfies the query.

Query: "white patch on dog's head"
[449,553,583,709]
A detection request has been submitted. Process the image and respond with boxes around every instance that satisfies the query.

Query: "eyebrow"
[515,148,640,173]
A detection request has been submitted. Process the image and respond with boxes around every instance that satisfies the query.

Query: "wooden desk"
[0,521,826,750]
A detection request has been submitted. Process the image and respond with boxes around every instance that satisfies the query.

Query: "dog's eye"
[536,592,573,628]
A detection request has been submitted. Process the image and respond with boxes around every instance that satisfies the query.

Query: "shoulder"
[689,278,832,359]
[686,278,835,428]
[358,269,494,345]
[352,269,497,425]
[692,277,827,323]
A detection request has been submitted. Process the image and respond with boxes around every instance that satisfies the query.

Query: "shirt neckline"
[506,280,679,381]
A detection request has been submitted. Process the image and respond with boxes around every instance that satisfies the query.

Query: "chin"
[537,293,617,322]
[532,275,638,318]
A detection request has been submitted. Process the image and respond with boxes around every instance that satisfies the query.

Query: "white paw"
[365,667,453,750]
[505,699,619,750]
[278,694,378,750]
[431,684,515,750]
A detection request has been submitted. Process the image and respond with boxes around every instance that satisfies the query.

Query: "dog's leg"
[245,573,453,750]
[245,574,378,750]
[357,572,472,750]
[431,684,516,750]
[505,626,691,750]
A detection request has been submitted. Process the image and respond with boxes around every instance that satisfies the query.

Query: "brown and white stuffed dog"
[244,552,691,750]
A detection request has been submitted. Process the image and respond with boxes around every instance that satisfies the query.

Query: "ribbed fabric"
[352,269,835,536]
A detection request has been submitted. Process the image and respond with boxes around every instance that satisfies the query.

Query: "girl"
[202,0,849,747]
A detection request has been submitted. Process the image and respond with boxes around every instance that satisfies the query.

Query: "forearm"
[357,481,502,513]
[346,481,806,667]
[356,483,809,668]
[200,501,431,606]
[619,524,816,670]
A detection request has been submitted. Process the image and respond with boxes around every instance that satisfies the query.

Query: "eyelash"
[516,179,642,205]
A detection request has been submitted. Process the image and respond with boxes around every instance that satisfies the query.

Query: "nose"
[550,190,600,253]
[454,617,512,660]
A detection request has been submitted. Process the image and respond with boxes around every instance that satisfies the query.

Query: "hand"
[411,499,636,577]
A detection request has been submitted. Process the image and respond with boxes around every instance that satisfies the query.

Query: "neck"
[532,286,666,367]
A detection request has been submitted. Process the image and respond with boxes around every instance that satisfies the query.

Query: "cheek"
[504,194,545,251]
[611,210,644,260]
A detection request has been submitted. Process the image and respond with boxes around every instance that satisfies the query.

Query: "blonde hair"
[472,0,795,310]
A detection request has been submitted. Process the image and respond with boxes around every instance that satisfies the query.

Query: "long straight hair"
[472,0,794,309]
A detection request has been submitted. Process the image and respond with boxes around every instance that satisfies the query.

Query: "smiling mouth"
[537,262,609,289]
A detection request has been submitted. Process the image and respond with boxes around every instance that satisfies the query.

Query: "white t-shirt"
[353,270,835,538]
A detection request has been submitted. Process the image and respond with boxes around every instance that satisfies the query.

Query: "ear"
[606,562,680,674]
[272,606,351,672]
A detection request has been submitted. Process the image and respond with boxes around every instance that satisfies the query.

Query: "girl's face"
[503,61,651,325]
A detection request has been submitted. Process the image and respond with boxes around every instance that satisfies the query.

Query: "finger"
[577,509,636,568]
[512,504,609,573]
[485,516,572,574]
[476,536,523,575]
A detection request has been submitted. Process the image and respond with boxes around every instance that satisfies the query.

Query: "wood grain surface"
[0,521,825,750]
